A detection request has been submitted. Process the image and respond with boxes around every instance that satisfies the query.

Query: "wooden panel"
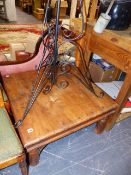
[84,0,90,16]
[83,0,91,22]
[0,156,18,169]
[0,90,4,107]
[88,0,99,21]
[3,71,117,151]
[85,26,131,53]
[95,28,131,54]
[89,33,131,72]
[70,0,92,22]
[70,0,77,19]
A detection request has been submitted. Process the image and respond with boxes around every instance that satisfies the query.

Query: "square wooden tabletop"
[2,71,117,151]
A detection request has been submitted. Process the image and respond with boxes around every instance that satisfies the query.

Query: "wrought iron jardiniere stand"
[14,0,103,128]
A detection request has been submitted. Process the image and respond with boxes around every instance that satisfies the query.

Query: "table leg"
[97,73,131,132]
[95,117,108,134]
[28,146,46,166]
[28,149,40,166]
[19,154,28,175]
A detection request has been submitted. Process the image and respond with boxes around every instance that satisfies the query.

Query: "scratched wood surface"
[3,71,117,151]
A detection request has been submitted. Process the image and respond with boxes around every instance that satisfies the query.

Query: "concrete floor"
[0,7,42,24]
[1,117,131,175]
[15,7,42,24]
[1,7,131,175]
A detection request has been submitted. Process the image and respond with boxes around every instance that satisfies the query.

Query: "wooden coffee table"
[2,70,117,166]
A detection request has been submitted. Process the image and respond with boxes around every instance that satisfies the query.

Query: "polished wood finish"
[76,24,131,132]
[2,70,117,164]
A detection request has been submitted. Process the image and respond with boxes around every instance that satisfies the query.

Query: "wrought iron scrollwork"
[14,0,104,128]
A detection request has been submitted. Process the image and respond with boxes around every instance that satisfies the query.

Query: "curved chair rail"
[0,30,48,76]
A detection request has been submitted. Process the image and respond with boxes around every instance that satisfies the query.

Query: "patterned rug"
[0,24,43,53]
[0,24,74,62]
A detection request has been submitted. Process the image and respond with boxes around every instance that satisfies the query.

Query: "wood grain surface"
[85,27,131,72]
[78,24,131,131]
[2,71,117,151]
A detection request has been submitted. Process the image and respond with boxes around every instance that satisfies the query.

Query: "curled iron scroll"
[14,0,104,128]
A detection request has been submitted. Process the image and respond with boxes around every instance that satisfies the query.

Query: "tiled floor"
[1,117,131,175]
[1,6,131,175]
